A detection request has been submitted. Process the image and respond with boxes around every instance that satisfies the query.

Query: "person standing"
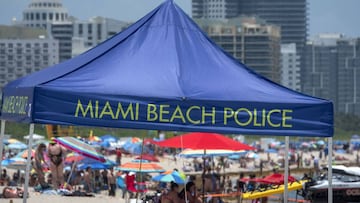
[107,168,116,197]
[116,148,122,165]
[48,138,65,189]
[83,166,94,192]
[33,143,47,188]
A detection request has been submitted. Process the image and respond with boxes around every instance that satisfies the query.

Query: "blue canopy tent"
[0,1,333,202]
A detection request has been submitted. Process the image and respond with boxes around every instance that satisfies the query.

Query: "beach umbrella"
[245,152,259,159]
[123,142,143,154]
[54,137,106,162]
[77,158,116,170]
[336,149,346,154]
[265,149,278,153]
[100,134,117,143]
[88,135,101,142]
[24,133,45,140]
[152,170,186,184]
[178,149,246,158]
[117,162,165,173]
[65,153,85,164]
[5,157,27,170]
[16,149,35,159]
[128,137,142,143]
[131,159,150,163]
[156,132,255,150]
[135,154,159,162]
[3,138,21,145]
[8,142,27,150]
[1,157,26,166]
[317,140,325,146]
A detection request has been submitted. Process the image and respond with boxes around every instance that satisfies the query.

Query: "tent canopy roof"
[1,0,333,137]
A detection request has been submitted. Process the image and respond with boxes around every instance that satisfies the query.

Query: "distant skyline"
[0,0,359,38]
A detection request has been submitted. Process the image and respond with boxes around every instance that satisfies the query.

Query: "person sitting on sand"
[0,169,10,186]
[2,187,24,198]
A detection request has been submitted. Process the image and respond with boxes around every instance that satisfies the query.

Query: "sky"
[0,0,359,38]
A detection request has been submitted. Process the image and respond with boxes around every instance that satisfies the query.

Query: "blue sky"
[0,0,359,37]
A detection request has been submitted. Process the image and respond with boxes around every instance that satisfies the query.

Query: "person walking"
[107,168,116,197]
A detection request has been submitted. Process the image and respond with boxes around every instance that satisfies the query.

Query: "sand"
[1,150,359,203]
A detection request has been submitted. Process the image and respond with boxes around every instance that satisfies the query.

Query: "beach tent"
[0,1,333,202]
[23,133,44,140]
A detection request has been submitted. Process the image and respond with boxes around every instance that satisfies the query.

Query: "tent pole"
[284,136,289,203]
[328,137,333,203]
[202,149,206,203]
[23,123,34,203]
[0,120,6,173]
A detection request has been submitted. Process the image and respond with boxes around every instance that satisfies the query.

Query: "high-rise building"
[192,0,307,84]
[19,0,72,62]
[18,0,128,62]
[303,34,339,110]
[303,34,360,116]
[337,38,360,115]
[196,17,281,82]
[237,0,308,53]
[192,0,239,19]
[281,43,301,91]
[22,0,69,29]
[71,16,129,56]
[192,0,307,52]
[0,25,59,88]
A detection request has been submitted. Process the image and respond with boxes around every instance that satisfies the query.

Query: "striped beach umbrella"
[55,137,106,162]
[16,149,35,159]
[117,162,165,173]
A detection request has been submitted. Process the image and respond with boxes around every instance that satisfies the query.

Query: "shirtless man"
[83,167,93,193]
[48,138,65,189]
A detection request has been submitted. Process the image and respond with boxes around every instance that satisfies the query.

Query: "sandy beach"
[1,149,358,203]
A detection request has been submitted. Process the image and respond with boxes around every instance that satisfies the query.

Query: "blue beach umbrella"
[100,135,117,143]
[152,170,186,184]
[3,157,27,169]
[8,142,27,150]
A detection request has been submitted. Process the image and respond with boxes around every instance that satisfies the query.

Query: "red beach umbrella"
[155,132,255,150]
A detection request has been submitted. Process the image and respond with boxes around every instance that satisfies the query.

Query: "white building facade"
[0,37,59,88]
[280,43,301,91]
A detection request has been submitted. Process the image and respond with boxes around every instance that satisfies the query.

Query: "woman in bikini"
[48,138,65,189]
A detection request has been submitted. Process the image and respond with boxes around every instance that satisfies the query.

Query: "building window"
[56,13,59,20]
[49,13,53,20]
[88,24,92,34]
[97,23,102,40]
[36,13,40,20]
[42,13,46,20]
[78,24,83,35]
